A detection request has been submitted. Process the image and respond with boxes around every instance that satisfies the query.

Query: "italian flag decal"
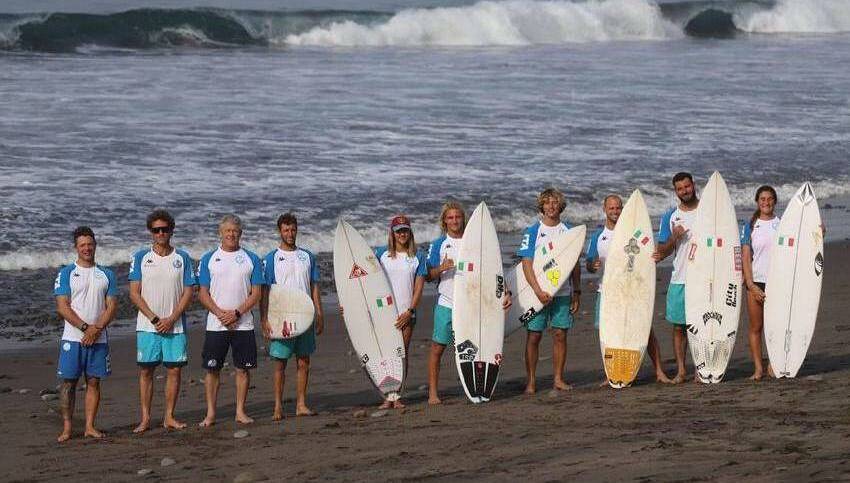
[706,237,723,248]
[540,241,555,255]
[457,261,474,271]
[376,295,393,308]
[778,236,795,247]
[633,229,650,246]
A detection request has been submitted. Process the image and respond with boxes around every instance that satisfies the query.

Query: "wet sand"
[0,241,848,482]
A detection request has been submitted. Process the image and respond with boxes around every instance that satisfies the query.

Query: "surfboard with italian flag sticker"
[632,229,650,245]
[376,295,393,308]
[778,236,795,247]
[540,241,555,255]
[457,261,474,271]
[706,237,723,248]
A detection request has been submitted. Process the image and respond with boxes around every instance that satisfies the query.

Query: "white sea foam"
[4,178,847,271]
[735,0,850,33]
[284,0,681,47]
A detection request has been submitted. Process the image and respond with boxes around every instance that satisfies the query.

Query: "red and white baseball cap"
[390,215,411,232]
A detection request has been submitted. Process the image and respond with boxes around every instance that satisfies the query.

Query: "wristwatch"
[151,316,161,325]
[234,309,241,319]
[80,322,89,332]
[573,289,582,295]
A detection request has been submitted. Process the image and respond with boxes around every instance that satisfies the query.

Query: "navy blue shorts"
[201,330,257,371]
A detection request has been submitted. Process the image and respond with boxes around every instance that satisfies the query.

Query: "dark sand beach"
[1,241,848,482]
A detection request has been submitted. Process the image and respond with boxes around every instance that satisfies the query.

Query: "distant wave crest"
[1,0,849,52]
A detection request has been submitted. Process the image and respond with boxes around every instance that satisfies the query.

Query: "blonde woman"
[374,215,427,408]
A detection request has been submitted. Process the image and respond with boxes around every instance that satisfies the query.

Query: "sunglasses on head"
[151,227,172,234]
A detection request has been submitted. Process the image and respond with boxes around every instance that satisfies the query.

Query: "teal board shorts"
[269,327,316,360]
[665,283,686,325]
[432,304,453,345]
[137,331,188,367]
[526,295,573,332]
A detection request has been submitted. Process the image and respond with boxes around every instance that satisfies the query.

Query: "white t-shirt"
[741,216,780,284]
[376,246,428,314]
[262,247,319,295]
[198,247,265,331]
[54,263,118,343]
[586,225,615,293]
[427,235,462,308]
[129,247,197,333]
[658,206,698,284]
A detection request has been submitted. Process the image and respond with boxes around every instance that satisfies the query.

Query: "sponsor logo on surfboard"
[778,236,795,247]
[519,307,537,325]
[725,283,737,308]
[546,269,561,287]
[734,246,742,271]
[456,340,478,361]
[349,263,368,279]
[688,243,697,261]
[495,275,505,298]
[624,238,640,272]
[376,295,393,308]
[815,252,823,276]
[702,311,723,325]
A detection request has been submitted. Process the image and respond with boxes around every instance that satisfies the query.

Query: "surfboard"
[333,219,405,401]
[598,189,655,388]
[764,182,823,378]
[266,285,314,339]
[685,171,743,383]
[452,202,505,403]
[504,225,586,337]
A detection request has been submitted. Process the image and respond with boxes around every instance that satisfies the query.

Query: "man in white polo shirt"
[128,209,197,433]
[260,212,323,419]
[197,215,264,426]
[54,226,118,443]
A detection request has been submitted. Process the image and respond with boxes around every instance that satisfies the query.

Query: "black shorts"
[201,330,257,371]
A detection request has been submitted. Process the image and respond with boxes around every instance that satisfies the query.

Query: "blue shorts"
[269,327,316,360]
[666,283,686,325]
[432,304,453,345]
[57,340,111,380]
[137,331,188,367]
[526,295,573,332]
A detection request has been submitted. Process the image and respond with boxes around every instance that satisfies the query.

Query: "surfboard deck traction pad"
[603,347,641,386]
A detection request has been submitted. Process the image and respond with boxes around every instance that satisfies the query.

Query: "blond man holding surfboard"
[653,172,699,384]
[518,188,581,393]
[587,195,671,384]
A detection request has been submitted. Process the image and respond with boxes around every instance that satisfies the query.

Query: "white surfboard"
[504,225,586,337]
[685,171,743,383]
[333,219,405,401]
[267,285,314,340]
[764,183,823,378]
[598,189,655,388]
[452,202,505,403]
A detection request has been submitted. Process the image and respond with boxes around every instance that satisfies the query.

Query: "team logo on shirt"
[278,256,285,261]
[173,258,182,269]
[73,272,80,277]
[297,252,308,261]
[235,254,246,264]
[145,259,155,265]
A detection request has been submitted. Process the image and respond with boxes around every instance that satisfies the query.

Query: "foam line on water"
[734,0,850,33]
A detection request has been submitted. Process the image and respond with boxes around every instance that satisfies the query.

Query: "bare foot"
[393,400,406,409]
[598,379,610,388]
[428,395,442,405]
[671,373,686,384]
[133,421,150,434]
[163,418,187,430]
[553,381,573,391]
[198,417,215,428]
[272,410,284,422]
[296,406,317,416]
[767,365,775,378]
[57,429,72,443]
[378,400,393,410]
[235,414,254,424]
[84,428,104,439]
[656,372,673,384]
[523,385,536,395]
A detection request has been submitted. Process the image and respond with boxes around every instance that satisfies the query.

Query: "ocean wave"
[284,0,681,47]
[2,178,847,271]
[2,0,849,52]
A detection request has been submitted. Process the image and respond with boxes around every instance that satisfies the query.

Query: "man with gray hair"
[197,215,264,426]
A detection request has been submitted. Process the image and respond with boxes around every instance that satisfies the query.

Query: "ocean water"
[1,0,849,271]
